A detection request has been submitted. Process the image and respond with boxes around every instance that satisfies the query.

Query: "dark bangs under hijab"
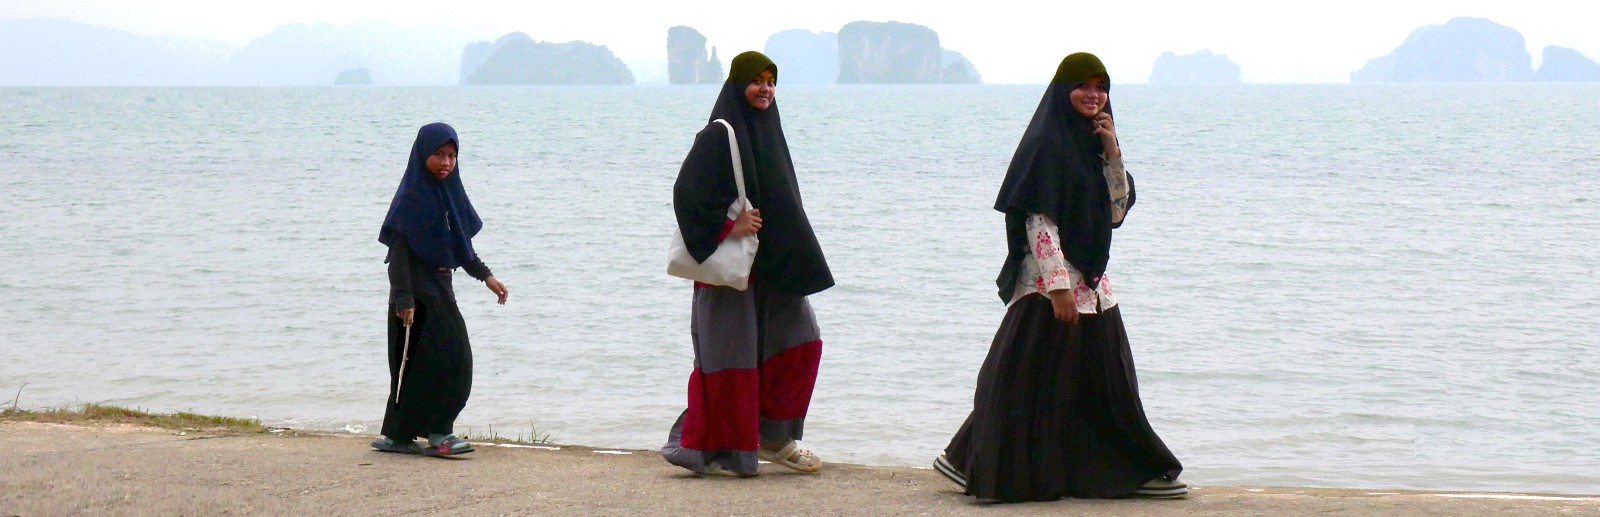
[992,52,1135,300]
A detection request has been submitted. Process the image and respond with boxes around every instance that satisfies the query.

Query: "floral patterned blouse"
[1007,155,1131,314]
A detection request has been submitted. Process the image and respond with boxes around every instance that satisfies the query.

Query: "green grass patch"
[460,421,554,445]
[0,403,266,433]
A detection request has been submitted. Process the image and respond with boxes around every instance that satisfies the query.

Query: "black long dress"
[381,234,490,441]
[942,52,1181,502]
[942,296,1181,501]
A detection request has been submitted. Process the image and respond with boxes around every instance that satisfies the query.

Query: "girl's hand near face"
[1093,112,1120,158]
[730,208,763,238]
[485,276,508,305]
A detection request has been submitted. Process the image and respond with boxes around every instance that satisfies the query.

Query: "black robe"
[673,77,833,296]
[381,234,489,440]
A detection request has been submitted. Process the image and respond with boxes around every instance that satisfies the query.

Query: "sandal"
[421,435,475,457]
[370,437,423,454]
[758,440,822,473]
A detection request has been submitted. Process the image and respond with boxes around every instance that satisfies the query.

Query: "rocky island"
[1351,17,1533,83]
[1534,46,1600,82]
[461,32,633,85]
[836,21,979,84]
[666,26,723,84]
[333,67,374,85]
[1148,50,1241,85]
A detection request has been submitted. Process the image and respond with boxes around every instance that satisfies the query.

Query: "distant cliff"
[462,33,634,85]
[836,21,980,84]
[1149,50,1241,85]
[227,20,475,86]
[460,33,528,84]
[941,50,981,84]
[1351,17,1532,83]
[763,29,838,84]
[0,18,215,86]
[666,26,723,84]
[1534,46,1600,82]
[334,68,374,85]
[1,17,482,86]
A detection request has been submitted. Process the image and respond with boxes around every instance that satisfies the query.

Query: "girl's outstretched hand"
[485,276,508,305]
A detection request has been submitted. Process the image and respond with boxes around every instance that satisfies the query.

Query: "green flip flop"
[370,438,423,454]
[421,435,475,457]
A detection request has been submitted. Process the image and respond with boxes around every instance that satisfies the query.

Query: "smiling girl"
[662,51,834,478]
[935,53,1186,501]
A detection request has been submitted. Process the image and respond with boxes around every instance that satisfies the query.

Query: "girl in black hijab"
[662,51,834,477]
[372,122,508,457]
[934,53,1186,501]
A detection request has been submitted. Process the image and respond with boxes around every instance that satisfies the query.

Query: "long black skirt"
[943,294,1181,502]
[380,294,473,441]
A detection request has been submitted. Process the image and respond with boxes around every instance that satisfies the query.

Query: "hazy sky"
[2,0,1593,83]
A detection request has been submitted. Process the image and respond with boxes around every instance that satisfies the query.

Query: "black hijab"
[672,51,834,296]
[379,122,483,269]
[993,52,1136,301]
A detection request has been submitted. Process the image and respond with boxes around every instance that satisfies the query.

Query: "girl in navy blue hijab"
[373,122,508,457]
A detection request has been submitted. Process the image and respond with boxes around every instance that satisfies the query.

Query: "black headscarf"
[672,51,834,296]
[993,52,1136,302]
[379,122,483,269]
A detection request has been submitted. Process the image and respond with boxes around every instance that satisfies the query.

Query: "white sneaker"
[1133,477,1188,499]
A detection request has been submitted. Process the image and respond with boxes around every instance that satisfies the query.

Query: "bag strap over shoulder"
[711,119,747,203]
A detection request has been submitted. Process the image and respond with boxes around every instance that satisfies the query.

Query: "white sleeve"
[1025,213,1074,293]
[1104,155,1130,225]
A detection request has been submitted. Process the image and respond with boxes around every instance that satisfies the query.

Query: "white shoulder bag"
[666,119,758,290]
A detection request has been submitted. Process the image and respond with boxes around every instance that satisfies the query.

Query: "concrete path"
[3,421,1596,516]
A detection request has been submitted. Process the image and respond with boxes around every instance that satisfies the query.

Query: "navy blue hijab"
[379,122,482,269]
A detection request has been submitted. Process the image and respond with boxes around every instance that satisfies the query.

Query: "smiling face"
[1068,76,1109,118]
[744,68,776,111]
[426,142,457,180]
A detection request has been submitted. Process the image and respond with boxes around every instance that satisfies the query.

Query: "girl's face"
[426,142,457,180]
[1068,76,1109,118]
[744,69,776,111]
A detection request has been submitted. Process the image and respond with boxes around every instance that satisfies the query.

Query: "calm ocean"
[2,84,1596,494]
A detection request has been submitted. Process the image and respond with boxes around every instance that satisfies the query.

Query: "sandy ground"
[2,421,1597,516]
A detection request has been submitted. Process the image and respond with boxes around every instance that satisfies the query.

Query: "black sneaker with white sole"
[932,454,967,488]
[1131,476,1188,499]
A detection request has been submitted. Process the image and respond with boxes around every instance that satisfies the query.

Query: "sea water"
[1,84,1596,494]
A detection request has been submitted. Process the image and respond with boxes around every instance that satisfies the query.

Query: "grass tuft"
[460,420,554,445]
[0,403,266,433]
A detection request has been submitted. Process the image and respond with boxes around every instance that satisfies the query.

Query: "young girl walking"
[373,122,508,457]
